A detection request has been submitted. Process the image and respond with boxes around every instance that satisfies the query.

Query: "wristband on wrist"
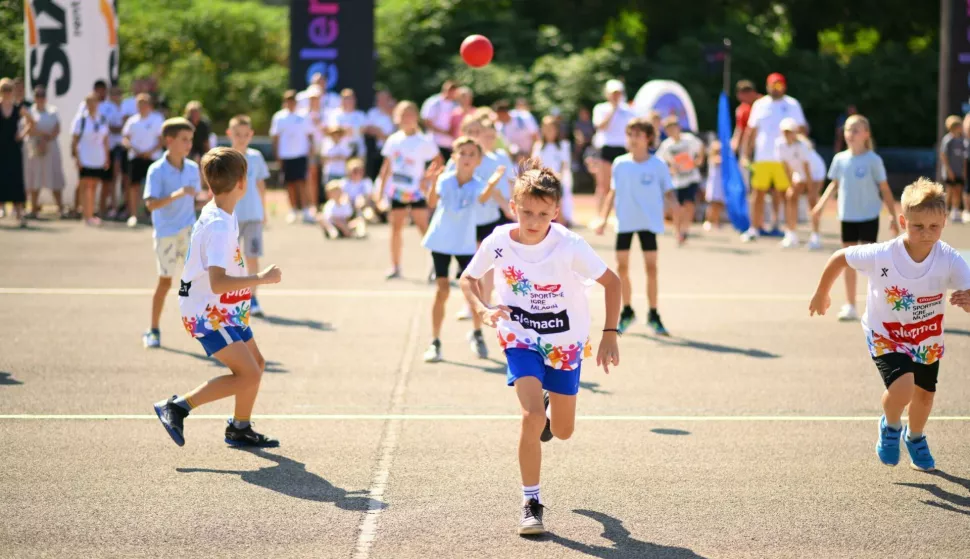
[603,328,619,333]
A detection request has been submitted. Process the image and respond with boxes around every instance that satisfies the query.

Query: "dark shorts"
[675,183,700,205]
[874,352,940,393]
[79,167,111,181]
[944,178,964,188]
[506,348,582,396]
[128,158,153,186]
[390,198,428,210]
[431,251,473,280]
[616,230,658,252]
[476,215,510,243]
[600,145,626,162]
[110,146,127,165]
[841,218,879,244]
[282,156,308,183]
[438,146,453,161]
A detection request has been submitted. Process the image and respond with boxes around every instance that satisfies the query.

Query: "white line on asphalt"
[0,287,808,301]
[353,306,420,559]
[4,414,970,421]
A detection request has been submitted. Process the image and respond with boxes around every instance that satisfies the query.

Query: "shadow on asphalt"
[0,372,23,386]
[532,509,709,558]
[441,358,611,394]
[157,346,288,373]
[896,470,970,517]
[948,328,970,337]
[629,333,780,359]
[252,315,334,332]
[650,428,691,436]
[177,447,379,512]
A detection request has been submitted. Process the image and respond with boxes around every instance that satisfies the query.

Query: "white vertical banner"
[24,0,119,206]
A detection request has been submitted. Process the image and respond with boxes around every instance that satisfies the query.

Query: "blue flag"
[717,92,750,232]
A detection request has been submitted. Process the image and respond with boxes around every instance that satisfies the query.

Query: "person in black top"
[184,101,211,163]
[0,78,34,227]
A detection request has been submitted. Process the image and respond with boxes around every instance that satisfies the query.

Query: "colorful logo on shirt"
[498,332,592,371]
[882,314,944,346]
[641,174,654,186]
[503,266,532,296]
[181,302,250,338]
[868,332,944,365]
[233,247,245,269]
[508,306,571,335]
[853,166,867,179]
[884,286,915,311]
[534,284,562,293]
[220,288,252,305]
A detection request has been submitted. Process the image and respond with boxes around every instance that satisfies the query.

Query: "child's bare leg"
[127,184,140,218]
[181,340,264,416]
[681,201,695,235]
[432,277,449,339]
[786,184,801,233]
[644,251,659,310]
[906,386,935,435]
[151,276,172,330]
[548,392,576,440]
[412,207,430,235]
[286,181,301,211]
[515,377,545,487]
[333,217,353,237]
[842,242,858,307]
[616,250,632,308]
[807,183,821,233]
[53,190,63,214]
[389,209,406,269]
[750,190,766,230]
[882,373,914,425]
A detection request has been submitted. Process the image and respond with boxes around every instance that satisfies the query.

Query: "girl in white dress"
[532,115,573,226]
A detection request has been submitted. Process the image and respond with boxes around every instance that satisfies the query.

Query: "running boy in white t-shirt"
[657,116,704,245]
[809,178,970,471]
[596,118,678,336]
[153,147,283,448]
[460,159,621,536]
[227,115,271,317]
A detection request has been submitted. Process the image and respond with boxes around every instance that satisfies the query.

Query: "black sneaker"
[540,391,553,442]
[153,396,188,447]
[648,311,670,337]
[224,421,280,448]
[518,498,545,535]
[618,306,636,335]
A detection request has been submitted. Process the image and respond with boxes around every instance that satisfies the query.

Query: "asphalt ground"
[3,196,970,559]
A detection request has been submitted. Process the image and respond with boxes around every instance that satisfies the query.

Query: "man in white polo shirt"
[270,89,315,224]
[421,81,458,160]
[740,72,807,242]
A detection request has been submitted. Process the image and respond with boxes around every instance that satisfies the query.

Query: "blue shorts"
[505,348,581,396]
[196,326,253,357]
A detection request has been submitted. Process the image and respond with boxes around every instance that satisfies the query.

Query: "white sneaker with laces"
[740,227,759,243]
[126,215,138,228]
[702,221,713,232]
[456,306,472,321]
[285,211,298,224]
[951,209,961,223]
[963,210,970,224]
[807,233,822,251]
[423,341,442,363]
[780,233,799,249]
[837,304,859,322]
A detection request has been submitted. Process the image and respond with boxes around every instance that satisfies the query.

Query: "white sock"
[907,431,924,441]
[522,484,541,504]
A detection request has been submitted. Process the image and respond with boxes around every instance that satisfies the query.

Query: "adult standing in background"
[25,86,65,219]
[270,89,315,224]
[0,78,32,227]
[503,98,539,160]
[301,86,326,212]
[421,80,458,160]
[364,90,396,180]
[327,89,368,160]
[592,79,636,213]
[297,72,341,113]
[184,101,211,163]
[730,80,761,153]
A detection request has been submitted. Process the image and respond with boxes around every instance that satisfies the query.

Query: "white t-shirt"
[380,130,440,202]
[99,101,124,148]
[343,178,373,201]
[328,108,368,157]
[122,111,164,160]
[592,102,635,147]
[321,135,354,178]
[296,89,341,113]
[269,109,312,159]
[845,237,970,365]
[657,134,704,188]
[300,108,326,155]
[366,107,396,149]
[71,112,109,169]
[178,203,251,339]
[463,223,608,371]
[322,198,354,222]
[807,148,826,182]
[748,95,807,162]
[503,109,539,155]
[532,140,571,175]
[420,95,456,148]
[774,137,811,181]
[120,97,138,120]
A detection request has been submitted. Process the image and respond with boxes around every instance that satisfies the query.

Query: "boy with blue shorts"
[227,115,271,317]
[460,159,621,536]
[153,148,283,448]
[142,118,201,348]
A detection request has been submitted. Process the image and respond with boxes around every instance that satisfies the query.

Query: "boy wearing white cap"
[775,117,822,249]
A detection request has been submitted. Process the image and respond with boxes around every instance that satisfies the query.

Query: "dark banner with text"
[942,1,970,122]
[289,0,375,109]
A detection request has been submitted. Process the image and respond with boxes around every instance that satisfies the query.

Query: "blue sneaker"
[876,415,902,466]
[903,427,936,472]
[143,329,160,349]
[617,307,635,335]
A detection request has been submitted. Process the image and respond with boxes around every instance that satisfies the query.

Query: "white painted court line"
[4,414,970,421]
[0,286,807,301]
[353,307,420,559]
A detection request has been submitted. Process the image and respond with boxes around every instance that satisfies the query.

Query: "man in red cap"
[740,72,807,243]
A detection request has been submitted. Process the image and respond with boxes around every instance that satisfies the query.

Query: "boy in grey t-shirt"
[939,115,967,222]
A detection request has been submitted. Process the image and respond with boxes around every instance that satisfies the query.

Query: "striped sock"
[232,417,251,429]
[522,484,541,504]
[172,396,192,412]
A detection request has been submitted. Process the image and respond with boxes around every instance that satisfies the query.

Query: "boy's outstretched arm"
[595,268,621,373]
[809,250,849,316]
[949,290,970,313]
[208,265,281,295]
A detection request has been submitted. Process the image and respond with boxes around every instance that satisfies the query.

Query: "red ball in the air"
[460,35,493,68]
